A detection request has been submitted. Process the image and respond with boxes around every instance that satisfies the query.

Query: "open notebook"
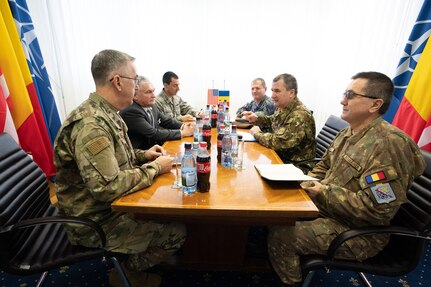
[254,164,317,181]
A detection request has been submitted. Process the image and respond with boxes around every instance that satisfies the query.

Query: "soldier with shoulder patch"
[267,71,426,286]
[243,73,316,173]
[54,49,185,287]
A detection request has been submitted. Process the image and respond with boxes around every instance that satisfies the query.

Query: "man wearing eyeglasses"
[120,76,194,149]
[54,50,185,287]
[243,73,316,173]
[155,71,201,122]
[267,72,425,287]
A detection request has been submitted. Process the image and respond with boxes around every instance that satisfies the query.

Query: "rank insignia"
[365,171,386,184]
[370,182,396,204]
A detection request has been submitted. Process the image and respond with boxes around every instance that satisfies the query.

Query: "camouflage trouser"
[267,217,385,285]
[105,218,186,271]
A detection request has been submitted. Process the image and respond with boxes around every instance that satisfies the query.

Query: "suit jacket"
[120,101,183,149]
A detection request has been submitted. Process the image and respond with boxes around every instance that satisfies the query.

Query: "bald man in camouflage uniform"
[244,73,316,173]
[54,50,185,287]
[267,72,425,286]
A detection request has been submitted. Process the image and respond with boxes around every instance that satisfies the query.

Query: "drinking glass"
[171,152,182,188]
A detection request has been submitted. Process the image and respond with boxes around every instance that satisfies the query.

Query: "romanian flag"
[218,90,230,107]
[384,0,431,152]
[365,171,387,184]
[0,0,55,176]
[0,67,19,143]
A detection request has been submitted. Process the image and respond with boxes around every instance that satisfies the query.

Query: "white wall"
[27,0,424,131]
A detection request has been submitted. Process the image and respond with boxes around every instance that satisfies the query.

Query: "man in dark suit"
[120,76,194,150]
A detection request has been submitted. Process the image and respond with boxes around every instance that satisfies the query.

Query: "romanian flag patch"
[365,171,386,184]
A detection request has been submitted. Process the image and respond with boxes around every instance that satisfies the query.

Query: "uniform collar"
[344,117,383,143]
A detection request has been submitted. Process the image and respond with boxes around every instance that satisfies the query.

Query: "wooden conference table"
[112,128,318,270]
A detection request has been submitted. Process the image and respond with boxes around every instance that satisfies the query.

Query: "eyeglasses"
[343,90,379,100]
[110,75,140,86]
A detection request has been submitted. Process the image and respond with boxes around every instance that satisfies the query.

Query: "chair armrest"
[0,216,106,248]
[327,226,426,260]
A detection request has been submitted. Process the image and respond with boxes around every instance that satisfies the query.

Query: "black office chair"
[315,115,348,159]
[300,149,431,287]
[296,115,348,172]
[0,132,130,287]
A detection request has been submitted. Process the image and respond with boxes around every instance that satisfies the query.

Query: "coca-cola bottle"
[211,105,218,128]
[197,142,211,192]
[217,124,225,163]
[202,116,212,150]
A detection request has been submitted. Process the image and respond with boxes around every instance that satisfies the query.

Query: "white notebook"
[254,164,317,181]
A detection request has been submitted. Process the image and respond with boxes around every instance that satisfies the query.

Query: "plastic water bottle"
[181,143,197,194]
[192,141,199,161]
[217,104,225,132]
[197,142,211,192]
[203,104,211,121]
[194,117,203,142]
[224,107,231,131]
[221,127,232,167]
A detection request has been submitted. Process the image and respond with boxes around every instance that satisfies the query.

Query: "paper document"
[237,131,256,142]
[254,164,317,181]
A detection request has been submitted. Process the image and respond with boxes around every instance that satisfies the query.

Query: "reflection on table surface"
[112,129,318,223]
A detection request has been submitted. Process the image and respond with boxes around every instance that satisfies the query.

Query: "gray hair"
[91,49,135,86]
[273,73,298,94]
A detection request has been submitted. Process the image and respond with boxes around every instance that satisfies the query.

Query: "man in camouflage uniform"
[267,72,426,286]
[236,77,275,118]
[155,71,200,122]
[244,73,316,173]
[54,50,186,287]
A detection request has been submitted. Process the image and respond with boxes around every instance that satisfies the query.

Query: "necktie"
[144,108,154,127]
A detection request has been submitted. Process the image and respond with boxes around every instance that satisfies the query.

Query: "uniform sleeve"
[74,123,162,202]
[308,146,333,180]
[263,99,276,115]
[179,98,197,117]
[236,102,251,117]
[155,99,169,118]
[254,111,311,151]
[314,139,425,226]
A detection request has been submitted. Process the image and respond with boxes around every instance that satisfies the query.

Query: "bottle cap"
[199,142,207,148]
[238,135,243,139]
[184,143,192,149]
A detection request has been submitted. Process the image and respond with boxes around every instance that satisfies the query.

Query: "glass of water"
[171,152,182,188]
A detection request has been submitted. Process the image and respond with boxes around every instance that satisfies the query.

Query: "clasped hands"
[145,145,173,174]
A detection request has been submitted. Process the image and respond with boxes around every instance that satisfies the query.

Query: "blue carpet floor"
[1,241,429,287]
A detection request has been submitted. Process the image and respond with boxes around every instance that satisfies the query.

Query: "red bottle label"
[197,161,211,173]
[203,129,211,136]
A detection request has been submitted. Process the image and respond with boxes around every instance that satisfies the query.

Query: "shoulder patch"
[86,138,110,156]
[365,171,386,184]
[370,182,396,204]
